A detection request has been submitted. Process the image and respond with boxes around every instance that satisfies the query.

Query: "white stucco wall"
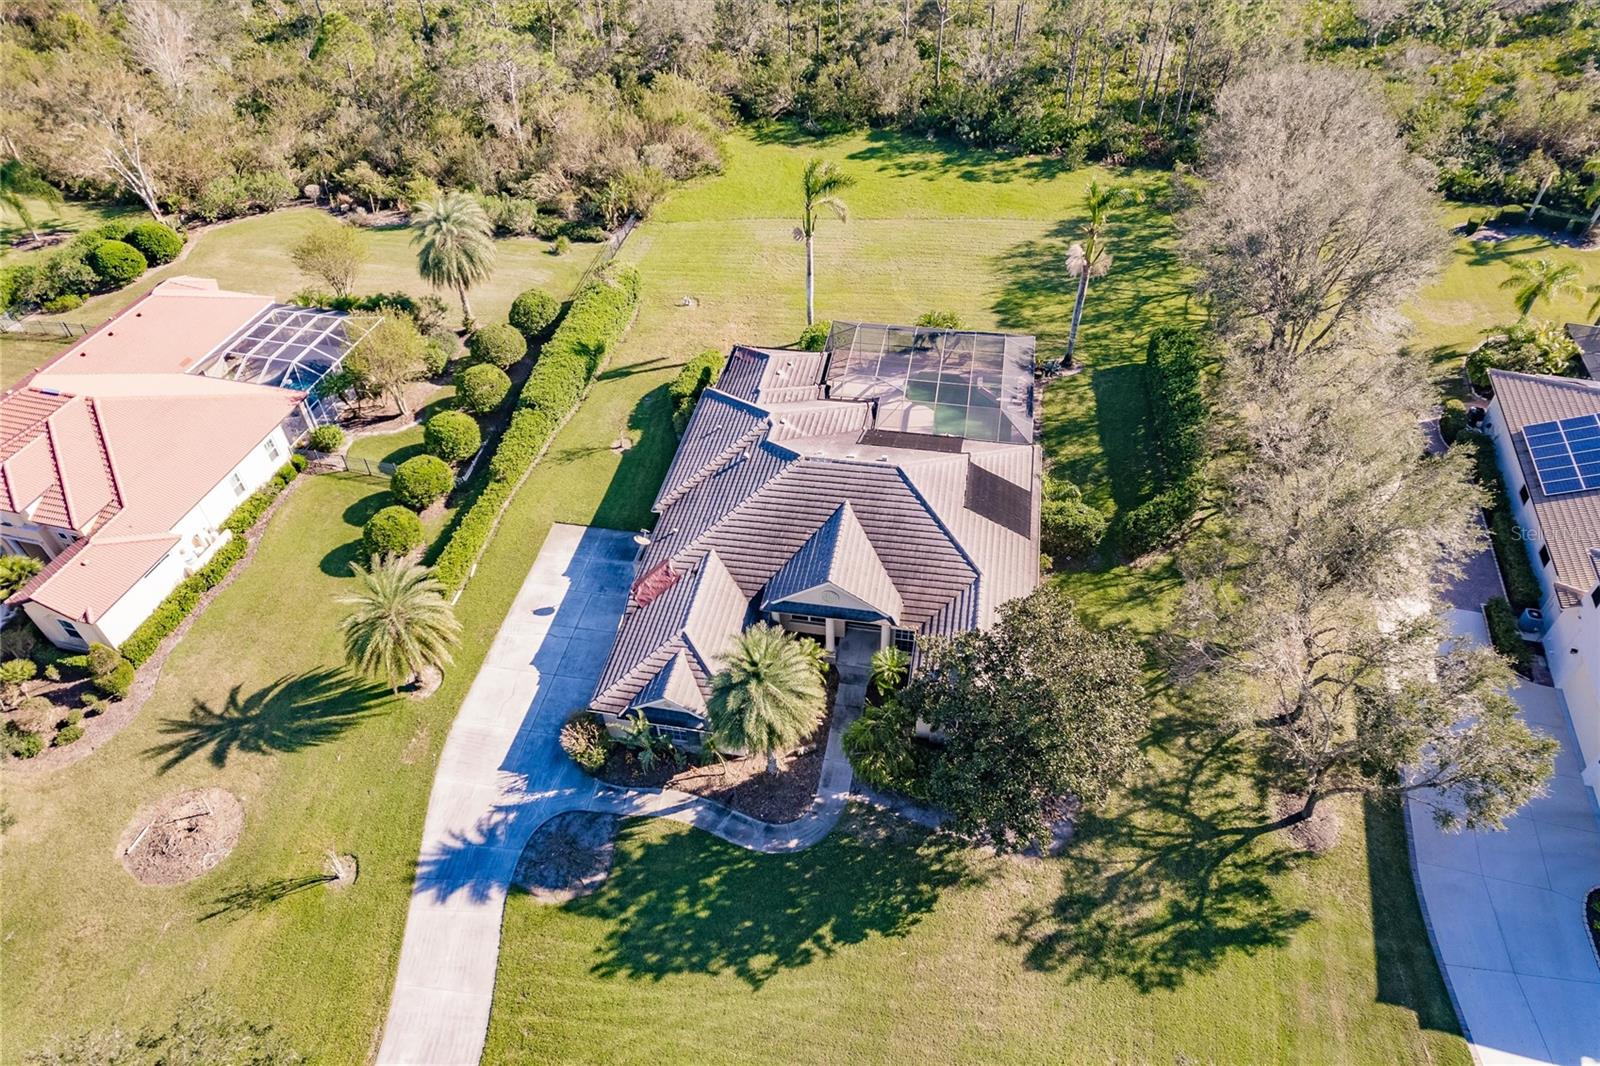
[24,426,291,651]
[1486,399,1600,793]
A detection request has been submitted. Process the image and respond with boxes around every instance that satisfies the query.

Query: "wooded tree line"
[7,0,1589,227]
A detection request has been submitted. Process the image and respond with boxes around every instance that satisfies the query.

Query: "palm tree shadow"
[1003,709,1313,991]
[144,668,391,773]
[201,873,335,922]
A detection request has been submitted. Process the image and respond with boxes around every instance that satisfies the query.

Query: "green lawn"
[2,128,1480,1063]
[0,195,143,266]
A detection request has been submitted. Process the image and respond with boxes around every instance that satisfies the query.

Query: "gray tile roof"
[1490,368,1600,604]
[591,326,1042,718]
[762,501,904,622]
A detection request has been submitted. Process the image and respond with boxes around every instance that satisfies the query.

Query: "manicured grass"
[26,206,602,331]
[0,195,143,265]
[1410,205,1596,369]
[485,800,1463,1066]
[345,387,457,468]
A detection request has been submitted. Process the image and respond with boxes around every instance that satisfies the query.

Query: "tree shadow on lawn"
[1004,708,1314,992]
[319,484,399,577]
[201,872,336,922]
[578,811,980,988]
[144,668,391,773]
[1364,796,1465,1035]
[844,127,1083,185]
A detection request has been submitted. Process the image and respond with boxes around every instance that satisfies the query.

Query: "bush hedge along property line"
[363,505,425,558]
[1463,432,1543,611]
[121,462,302,666]
[391,455,454,510]
[1122,326,1208,557]
[424,410,482,462]
[1485,595,1532,672]
[467,323,527,369]
[508,288,560,343]
[434,266,640,593]
[455,363,512,414]
[669,348,727,433]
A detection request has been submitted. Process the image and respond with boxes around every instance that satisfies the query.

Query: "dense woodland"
[2,0,1596,230]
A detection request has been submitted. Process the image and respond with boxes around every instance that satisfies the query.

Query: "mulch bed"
[1273,791,1341,855]
[596,702,834,824]
[118,787,243,886]
[512,811,619,903]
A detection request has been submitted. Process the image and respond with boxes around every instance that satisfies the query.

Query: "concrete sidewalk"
[1408,608,1600,1066]
[376,525,635,1066]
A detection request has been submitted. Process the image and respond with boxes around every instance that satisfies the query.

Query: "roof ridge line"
[42,406,78,531]
[85,396,127,519]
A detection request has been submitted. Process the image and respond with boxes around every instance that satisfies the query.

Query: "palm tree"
[1063,181,1138,367]
[1588,283,1600,326]
[1582,155,1600,238]
[338,556,461,692]
[1500,257,1582,317]
[0,158,60,243]
[708,622,826,774]
[411,191,495,329]
[796,157,855,325]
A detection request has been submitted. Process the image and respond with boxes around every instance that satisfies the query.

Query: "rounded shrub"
[424,410,482,462]
[508,288,560,343]
[559,711,611,773]
[52,724,85,747]
[86,642,121,678]
[94,658,136,701]
[422,335,453,377]
[123,220,184,265]
[5,726,43,760]
[797,320,831,351]
[1041,497,1108,561]
[42,294,84,313]
[307,424,345,453]
[467,323,527,369]
[455,363,511,414]
[391,454,454,510]
[87,240,147,286]
[362,504,424,558]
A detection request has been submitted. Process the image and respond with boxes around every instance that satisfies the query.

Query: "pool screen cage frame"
[193,305,382,428]
[821,321,1037,444]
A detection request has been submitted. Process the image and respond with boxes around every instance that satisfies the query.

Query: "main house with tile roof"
[589,322,1043,742]
[2,276,370,650]
[1485,367,1600,800]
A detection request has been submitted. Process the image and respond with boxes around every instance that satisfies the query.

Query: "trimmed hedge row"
[433,266,641,592]
[1145,326,1206,484]
[669,348,727,433]
[1485,596,1531,672]
[1462,432,1542,611]
[121,460,302,665]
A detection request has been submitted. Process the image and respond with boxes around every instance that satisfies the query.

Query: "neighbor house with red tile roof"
[2,277,372,650]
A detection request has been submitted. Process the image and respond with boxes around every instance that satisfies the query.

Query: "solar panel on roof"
[1524,416,1600,496]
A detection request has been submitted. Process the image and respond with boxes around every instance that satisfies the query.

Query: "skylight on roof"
[822,321,1036,444]
[1524,416,1600,496]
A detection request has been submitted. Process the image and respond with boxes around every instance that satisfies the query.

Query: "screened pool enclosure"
[193,305,380,427]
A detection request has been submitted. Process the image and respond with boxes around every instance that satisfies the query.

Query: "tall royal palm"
[708,623,826,774]
[411,191,495,329]
[1500,257,1582,317]
[796,157,855,325]
[1063,180,1137,367]
[338,556,461,692]
[0,158,60,243]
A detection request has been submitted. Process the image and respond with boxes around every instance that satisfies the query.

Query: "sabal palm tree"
[411,191,495,329]
[338,556,461,692]
[796,157,855,325]
[1063,180,1138,367]
[1583,155,1600,236]
[1500,257,1582,317]
[0,158,60,243]
[708,622,826,774]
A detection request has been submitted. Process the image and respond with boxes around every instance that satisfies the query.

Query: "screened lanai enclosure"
[823,321,1037,445]
[192,305,380,428]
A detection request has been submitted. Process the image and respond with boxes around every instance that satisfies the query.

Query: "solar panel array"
[823,321,1036,444]
[1524,415,1600,496]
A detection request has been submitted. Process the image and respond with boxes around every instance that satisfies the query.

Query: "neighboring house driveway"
[1408,608,1600,1066]
[377,525,863,1065]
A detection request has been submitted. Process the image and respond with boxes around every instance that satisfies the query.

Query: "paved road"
[1408,608,1600,1066]
[377,525,635,1066]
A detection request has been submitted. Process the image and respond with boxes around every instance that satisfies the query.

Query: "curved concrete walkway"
[376,525,862,1065]
[1407,608,1600,1066]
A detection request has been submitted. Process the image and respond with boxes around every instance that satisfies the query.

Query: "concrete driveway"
[376,524,636,1066]
[1408,608,1600,1066]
